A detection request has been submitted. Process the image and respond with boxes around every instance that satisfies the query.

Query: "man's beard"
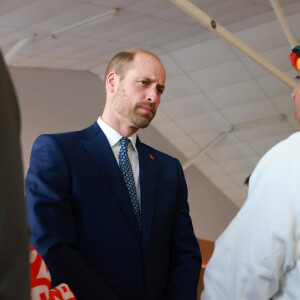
[132,104,156,128]
[112,85,156,129]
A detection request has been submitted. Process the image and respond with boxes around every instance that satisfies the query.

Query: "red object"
[150,155,155,160]
[289,52,299,71]
[30,245,76,300]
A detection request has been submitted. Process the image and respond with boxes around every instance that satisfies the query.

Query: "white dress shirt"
[97,116,141,208]
[202,132,300,300]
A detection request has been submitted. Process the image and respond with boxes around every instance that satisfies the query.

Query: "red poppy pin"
[150,155,155,160]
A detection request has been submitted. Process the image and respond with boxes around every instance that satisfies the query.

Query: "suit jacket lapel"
[80,123,141,243]
[137,138,158,254]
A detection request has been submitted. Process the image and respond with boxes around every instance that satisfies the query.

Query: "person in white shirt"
[201,45,300,300]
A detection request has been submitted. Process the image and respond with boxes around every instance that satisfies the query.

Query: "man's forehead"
[129,55,165,80]
[135,52,164,67]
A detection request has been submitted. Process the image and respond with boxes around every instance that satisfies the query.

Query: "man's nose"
[147,87,159,102]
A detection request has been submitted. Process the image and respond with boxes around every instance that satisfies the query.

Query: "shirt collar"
[97,116,138,152]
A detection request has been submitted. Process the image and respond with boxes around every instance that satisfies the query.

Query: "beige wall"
[9,66,238,241]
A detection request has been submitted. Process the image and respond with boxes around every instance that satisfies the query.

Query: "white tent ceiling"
[1,0,300,208]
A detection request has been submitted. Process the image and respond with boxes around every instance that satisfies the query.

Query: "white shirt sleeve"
[201,133,300,300]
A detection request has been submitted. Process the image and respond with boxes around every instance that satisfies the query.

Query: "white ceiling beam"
[170,0,297,89]
[269,0,298,48]
[182,129,231,170]
[231,115,286,131]
[182,115,286,170]
[4,35,35,64]
[51,9,119,39]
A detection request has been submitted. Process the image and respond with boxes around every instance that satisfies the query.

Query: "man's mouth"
[138,106,155,115]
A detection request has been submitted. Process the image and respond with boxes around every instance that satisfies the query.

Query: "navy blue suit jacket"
[26,122,201,300]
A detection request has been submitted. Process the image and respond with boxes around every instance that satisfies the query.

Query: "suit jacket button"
[145,261,150,268]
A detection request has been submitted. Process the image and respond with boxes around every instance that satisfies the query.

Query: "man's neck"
[100,114,138,138]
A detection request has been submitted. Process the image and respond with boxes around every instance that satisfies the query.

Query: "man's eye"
[157,88,164,94]
[140,80,147,85]
[295,75,300,80]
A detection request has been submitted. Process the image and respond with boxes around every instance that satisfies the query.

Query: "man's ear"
[106,72,119,93]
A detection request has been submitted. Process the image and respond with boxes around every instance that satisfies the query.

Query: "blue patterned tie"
[119,137,141,229]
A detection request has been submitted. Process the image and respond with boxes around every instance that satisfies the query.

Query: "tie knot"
[120,137,130,149]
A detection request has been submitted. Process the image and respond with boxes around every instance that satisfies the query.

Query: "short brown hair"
[105,51,135,82]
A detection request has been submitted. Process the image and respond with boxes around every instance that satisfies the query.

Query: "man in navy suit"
[26,48,201,300]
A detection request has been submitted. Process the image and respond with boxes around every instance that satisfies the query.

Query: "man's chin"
[135,116,153,128]
[136,120,151,129]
